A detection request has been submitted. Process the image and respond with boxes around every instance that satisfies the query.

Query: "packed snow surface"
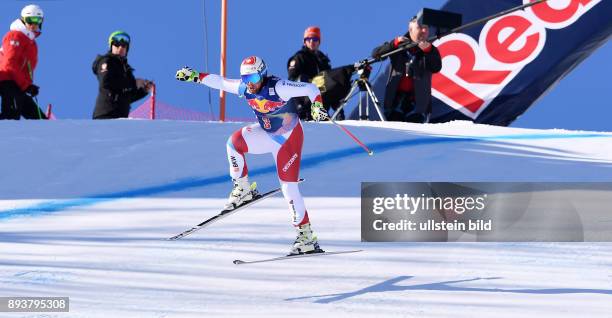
[1,120,611,317]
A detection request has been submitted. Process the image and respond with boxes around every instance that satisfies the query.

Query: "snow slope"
[1,120,611,317]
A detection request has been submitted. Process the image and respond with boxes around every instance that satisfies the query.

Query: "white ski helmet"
[240,56,267,76]
[21,4,44,19]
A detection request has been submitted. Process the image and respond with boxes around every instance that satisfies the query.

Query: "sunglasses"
[304,37,320,42]
[24,16,43,25]
[241,73,262,84]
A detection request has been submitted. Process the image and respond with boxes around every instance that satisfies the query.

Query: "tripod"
[330,66,386,121]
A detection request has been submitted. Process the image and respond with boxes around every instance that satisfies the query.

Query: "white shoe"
[225,177,256,210]
[289,223,324,255]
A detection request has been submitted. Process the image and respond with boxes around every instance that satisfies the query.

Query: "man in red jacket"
[0,4,47,120]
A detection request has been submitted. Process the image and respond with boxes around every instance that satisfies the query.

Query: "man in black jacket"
[92,30,153,119]
[372,18,442,123]
[287,26,332,120]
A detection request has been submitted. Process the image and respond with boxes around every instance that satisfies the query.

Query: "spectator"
[287,26,332,120]
[0,4,47,120]
[92,30,153,119]
[372,17,442,123]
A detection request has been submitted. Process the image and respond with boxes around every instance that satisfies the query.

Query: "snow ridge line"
[0,132,608,219]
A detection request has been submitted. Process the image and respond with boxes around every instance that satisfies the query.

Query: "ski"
[233,249,363,265]
[168,179,304,240]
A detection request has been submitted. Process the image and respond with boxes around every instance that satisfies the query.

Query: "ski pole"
[33,96,43,119]
[46,104,53,119]
[330,119,374,156]
[27,61,45,120]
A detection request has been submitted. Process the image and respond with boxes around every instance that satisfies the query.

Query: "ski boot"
[224,177,258,210]
[288,223,324,255]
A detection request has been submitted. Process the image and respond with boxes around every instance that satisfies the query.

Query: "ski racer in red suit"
[176,56,329,255]
[0,4,47,119]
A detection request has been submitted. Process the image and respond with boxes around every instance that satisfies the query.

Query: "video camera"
[414,8,462,36]
[353,59,372,78]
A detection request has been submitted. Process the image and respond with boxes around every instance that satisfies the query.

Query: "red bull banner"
[357,0,611,125]
[430,0,611,125]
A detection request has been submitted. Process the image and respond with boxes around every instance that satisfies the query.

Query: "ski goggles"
[23,16,43,25]
[111,34,131,46]
[241,73,262,84]
[111,41,129,48]
[304,37,320,42]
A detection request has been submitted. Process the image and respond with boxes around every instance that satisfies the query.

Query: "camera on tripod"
[414,8,462,37]
[353,59,373,91]
[330,8,462,122]
[353,60,372,79]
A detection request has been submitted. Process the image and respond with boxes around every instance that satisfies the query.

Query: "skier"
[175,56,328,255]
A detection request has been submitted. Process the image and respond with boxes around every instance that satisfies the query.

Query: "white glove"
[176,66,200,82]
[311,100,329,122]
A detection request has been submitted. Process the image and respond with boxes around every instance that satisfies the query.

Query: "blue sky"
[1,0,609,131]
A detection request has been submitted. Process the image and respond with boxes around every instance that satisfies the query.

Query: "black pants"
[295,97,313,121]
[92,108,129,119]
[0,81,47,120]
[386,91,429,123]
[385,91,415,121]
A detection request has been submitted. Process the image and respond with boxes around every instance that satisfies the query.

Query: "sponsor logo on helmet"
[240,56,265,75]
[242,56,256,65]
[282,153,299,173]
[431,0,601,119]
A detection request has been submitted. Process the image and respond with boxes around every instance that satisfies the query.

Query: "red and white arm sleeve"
[275,79,322,104]
[2,32,30,90]
[197,73,241,95]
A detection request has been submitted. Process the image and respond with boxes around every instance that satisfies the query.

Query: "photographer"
[92,31,153,119]
[372,17,441,123]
